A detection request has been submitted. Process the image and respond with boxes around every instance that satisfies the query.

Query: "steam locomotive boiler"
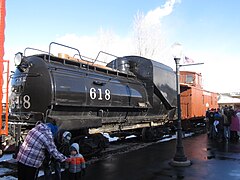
[8,42,177,154]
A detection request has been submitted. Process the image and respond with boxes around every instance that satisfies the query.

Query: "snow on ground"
[103,132,193,143]
[158,132,193,142]
[0,168,14,176]
[0,154,13,162]
[0,177,17,180]
[0,154,17,180]
[0,166,16,180]
[103,133,119,142]
[125,135,137,139]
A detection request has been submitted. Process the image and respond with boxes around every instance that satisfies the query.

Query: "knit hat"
[62,131,71,143]
[46,123,58,135]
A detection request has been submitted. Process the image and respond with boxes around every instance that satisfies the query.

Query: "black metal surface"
[107,56,177,119]
[10,48,177,130]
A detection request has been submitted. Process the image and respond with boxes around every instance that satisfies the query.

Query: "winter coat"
[17,123,66,168]
[223,113,230,126]
[208,111,215,124]
[230,112,240,132]
[54,129,71,156]
[214,112,223,130]
[65,143,86,173]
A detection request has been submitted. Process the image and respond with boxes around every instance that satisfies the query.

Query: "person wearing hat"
[65,143,86,180]
[43,129,72,180]
[17,122,67,180]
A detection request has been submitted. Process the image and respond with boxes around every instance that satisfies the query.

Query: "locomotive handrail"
[24,47,50,56]
[48,42,82,63]
[74,53,110,66]
[93,51,118,65]
[73,54,94,63]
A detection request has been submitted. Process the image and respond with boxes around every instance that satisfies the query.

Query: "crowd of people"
[206,105,240,142]
[17,117,86,180]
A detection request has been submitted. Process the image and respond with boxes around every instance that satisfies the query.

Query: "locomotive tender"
[8,42,177,154]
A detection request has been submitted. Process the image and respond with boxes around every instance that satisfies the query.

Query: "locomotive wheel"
[142,127,155,142]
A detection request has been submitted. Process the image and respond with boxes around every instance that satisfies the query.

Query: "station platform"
[57,133,240,180]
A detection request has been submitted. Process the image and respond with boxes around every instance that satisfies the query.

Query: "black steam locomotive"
[9,42,177,154]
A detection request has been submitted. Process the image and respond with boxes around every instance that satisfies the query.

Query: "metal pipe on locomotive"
[4,42,177,156]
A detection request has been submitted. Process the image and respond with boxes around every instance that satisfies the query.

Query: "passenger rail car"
[6,42,177,154]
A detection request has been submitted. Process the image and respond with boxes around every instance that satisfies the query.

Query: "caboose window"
[186,75,193,84]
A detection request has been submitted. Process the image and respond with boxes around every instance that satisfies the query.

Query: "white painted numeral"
[90,88,97,99]
[23,95,31,109]
[105,89,111,100]
[98,88,103,100]
[89,88,111,101]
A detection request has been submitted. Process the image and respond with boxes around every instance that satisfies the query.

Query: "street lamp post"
[170,43,191,167]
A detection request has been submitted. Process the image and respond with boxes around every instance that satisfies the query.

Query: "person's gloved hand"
[65,158,71,162]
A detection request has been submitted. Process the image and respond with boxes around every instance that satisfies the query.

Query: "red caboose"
[180,71,218,121]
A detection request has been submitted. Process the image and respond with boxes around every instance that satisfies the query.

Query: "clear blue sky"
[4,0,240,93]
[6,0,165,45]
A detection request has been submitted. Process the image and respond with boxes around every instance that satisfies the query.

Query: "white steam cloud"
[133,0,181,61]
[142,0,181,26]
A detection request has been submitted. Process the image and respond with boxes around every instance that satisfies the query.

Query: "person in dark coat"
[208,108,215,139]
[230,110,240,142]
[223,106,233,142]
[43,129,72,180]
[213,108,224,141]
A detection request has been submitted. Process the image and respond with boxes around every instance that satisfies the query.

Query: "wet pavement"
[41,133,240,180]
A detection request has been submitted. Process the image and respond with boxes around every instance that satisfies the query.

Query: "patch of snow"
[158,132,193,142]
[38,170,44,177]
[0,154,13,162]
[184,132,194,137]
[103,133,119,142]
[159,135,176,142]
[0,168,14,176]
[0,176,17,180]
[125,135,137,139]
